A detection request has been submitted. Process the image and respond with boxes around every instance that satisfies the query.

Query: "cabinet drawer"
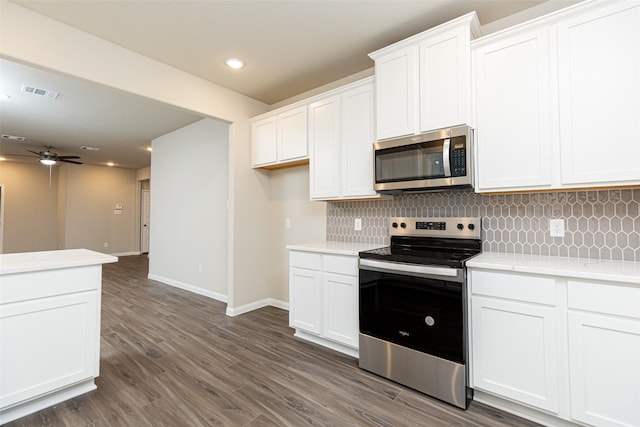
[323,255,358,276]
[289,251,321,270]
[470,270,555,305]
[0,266,100,305]
[568,280,640,319]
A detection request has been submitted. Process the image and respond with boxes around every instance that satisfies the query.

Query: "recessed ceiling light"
[107,162,115,167]
[146,147,152,152]
[0,157,6,161]
[225,57,245,69]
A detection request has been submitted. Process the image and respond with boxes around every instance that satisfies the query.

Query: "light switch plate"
[354,218,362,231]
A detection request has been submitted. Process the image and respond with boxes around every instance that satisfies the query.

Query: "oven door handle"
[359,258,458,278]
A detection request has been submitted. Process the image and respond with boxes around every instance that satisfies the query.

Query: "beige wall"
[267,166,326,303]
[149,118,229,299]
[0,161,138,254]
[0,162,58,253]
[62,165,137,254]
[0,1,271,312]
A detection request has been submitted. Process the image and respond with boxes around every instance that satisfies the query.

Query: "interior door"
[141,189,150,254]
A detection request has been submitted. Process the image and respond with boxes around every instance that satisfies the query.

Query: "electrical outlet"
[550,219,565,237]
[285,218,291,229]
[354,218,362,231]
[103,241,109,248]
[198,264,203,274]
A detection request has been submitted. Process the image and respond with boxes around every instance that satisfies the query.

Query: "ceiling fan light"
[40,158,56,166]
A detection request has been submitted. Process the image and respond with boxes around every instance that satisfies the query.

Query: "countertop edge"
[0,249,118,275]
[286,242,385,256]
[467,253,640,286]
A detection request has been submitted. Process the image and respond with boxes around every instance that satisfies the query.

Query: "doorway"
[141,189,150,254]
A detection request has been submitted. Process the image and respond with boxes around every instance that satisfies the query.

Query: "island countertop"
[0,249,118,275]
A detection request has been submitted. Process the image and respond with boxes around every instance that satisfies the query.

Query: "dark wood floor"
[5,255,539,427]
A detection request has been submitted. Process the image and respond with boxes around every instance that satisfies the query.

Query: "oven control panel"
[390,217,481,239]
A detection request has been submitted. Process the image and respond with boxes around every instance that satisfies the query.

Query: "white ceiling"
[0,0,578,170]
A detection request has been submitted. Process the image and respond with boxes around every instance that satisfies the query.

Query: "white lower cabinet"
[567,280,640,427]
[470,270,559,414]
[288,250,359,356]
[469,267,640,427]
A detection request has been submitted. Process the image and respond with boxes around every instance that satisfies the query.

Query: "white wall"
[0,1,271,313]
[0,161,58,253]
[149,118,229,300]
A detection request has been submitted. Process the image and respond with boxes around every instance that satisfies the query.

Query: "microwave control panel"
[451,138,466,177]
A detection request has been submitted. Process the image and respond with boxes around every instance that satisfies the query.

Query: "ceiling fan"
[26,145,83,165]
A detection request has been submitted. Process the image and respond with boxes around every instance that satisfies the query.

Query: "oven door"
[359,259,464,364]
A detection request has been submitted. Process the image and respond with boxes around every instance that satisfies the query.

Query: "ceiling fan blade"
[57,155,82,160]
[59,159,83,165]
[26,150,42,156]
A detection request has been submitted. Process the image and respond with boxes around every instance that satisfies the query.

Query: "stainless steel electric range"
[358,216,481,409]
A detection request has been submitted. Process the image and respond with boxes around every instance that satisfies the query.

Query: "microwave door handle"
[443,138,451,177]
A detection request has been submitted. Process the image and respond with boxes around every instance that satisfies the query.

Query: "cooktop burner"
[359,217,482,268]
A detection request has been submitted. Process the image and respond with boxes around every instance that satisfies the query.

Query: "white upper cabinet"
[557,1,640,186]
[251,115,278,167]
[473,0,640,193]
[278,106,308,162]
[473,27,556,192]
[309,78,381,201]
[370,12,481,140]
[251,105,308,169]
[371,45,418,140]
[309,95,342,199]
[420,24,472,132]
[341,83,376,198]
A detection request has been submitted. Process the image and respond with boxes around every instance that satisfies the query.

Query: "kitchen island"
[0,249,117,424]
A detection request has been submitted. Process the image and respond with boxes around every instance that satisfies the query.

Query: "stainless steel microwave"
[373,126,473,194]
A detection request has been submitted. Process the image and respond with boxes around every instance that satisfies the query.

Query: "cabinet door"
[309,96,341,199]
[568,312,640,427]
[323,273,358,348]
[251,116,277,167]
[471,296,559,413]
[0,291,99,409]
[289,267,322,334]
[278,105,308,162]
[341,82,376,198]
[473,27,555,192]
[373,45,418,140]
[420,25,468,132]
[558,2,640,186]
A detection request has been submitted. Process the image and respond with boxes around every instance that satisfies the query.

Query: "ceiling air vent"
[80,146,100,151]
[1,134,26,142]
[21,84,60,99]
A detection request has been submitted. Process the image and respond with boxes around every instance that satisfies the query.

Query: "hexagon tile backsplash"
[327,188,640,262]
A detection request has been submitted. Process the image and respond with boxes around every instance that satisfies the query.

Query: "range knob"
[400,222,407,229]
[457,223,464,230]
[392,222,398,228]
[468,223,475,230]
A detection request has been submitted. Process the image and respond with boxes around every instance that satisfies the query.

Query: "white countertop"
[467,252,640,285]
[286,241,385,256]
[0,249,118,275]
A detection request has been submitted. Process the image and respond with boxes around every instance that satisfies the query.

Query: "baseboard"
[147,274,228,303]
[473,390,579,427]
[226,298,289,317]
